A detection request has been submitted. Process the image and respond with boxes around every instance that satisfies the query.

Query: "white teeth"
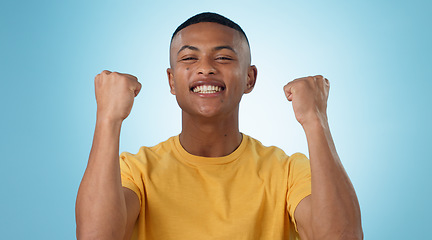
[192,85,222,94]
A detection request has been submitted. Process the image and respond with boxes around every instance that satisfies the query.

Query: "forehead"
[171,22,246,51]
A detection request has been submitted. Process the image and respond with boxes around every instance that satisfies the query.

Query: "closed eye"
[216,57,233,60]
[181,57,198,61]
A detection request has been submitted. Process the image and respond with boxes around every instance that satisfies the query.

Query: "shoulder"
[288,152,309,163]
[242,134,291,169]
[120,135,178,164]
[244,134,289,158]
[243,134,309,166]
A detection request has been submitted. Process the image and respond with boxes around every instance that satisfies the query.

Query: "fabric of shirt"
[120,134,311,240]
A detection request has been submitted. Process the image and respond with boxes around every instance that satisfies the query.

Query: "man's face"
[167,22,257,119]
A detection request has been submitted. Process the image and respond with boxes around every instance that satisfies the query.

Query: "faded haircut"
[171,12,249,45]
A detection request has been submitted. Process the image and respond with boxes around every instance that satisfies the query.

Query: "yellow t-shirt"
[120,134,311,240]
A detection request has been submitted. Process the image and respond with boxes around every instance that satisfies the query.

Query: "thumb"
[283,84,293,102]
[134,81,142,97]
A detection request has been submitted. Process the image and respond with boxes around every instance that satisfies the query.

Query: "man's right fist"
[94,70,142,122]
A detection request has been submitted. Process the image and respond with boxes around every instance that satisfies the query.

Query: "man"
[76,12,363,240]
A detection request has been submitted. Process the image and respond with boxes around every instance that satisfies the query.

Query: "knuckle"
[94,78,102,88]
[129,75,138,82]
[308,76,316,82]
[299,76,313,84]
[298,80,308,86]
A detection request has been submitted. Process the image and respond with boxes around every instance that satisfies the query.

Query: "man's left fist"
[283,75,330,126]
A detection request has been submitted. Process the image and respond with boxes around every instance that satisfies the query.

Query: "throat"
[180,108,241,157]
[179,130,242,158]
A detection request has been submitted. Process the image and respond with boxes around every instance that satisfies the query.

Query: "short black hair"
[171,12,249,45]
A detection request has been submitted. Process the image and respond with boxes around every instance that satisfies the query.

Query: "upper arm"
[294,195,312,240]
[123,187,140,240]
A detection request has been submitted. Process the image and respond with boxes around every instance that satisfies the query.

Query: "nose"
[197,57,216,75]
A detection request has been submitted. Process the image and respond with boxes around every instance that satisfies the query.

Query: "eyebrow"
[213,45,236,54]
[177,45,237,55]
[177,45,199,55]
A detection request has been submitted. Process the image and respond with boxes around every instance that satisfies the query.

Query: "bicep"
[123,187,140,240]
[294,195,312,240]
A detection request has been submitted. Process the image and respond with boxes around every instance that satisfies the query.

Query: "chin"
[180,105,224,119]
[196,106,223,118]
[178,99,238,119]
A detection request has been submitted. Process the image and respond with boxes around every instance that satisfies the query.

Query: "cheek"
[173,69,190,88]
[231,68,248,89]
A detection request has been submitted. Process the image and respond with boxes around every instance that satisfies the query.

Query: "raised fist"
[94,70,141,122]
[283,75,330,126]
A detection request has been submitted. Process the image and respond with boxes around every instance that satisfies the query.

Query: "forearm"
[76,118,127,239]
[304,118,362,239]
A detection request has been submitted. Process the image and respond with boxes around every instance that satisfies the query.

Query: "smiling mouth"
[191,85,224,94]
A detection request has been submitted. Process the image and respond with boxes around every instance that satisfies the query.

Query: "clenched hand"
[283,75,330,126]
[94,70,142,123]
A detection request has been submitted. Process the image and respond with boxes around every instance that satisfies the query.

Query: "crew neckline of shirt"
[172,133,249,165]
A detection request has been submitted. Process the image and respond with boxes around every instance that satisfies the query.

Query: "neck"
[179,111,242,157]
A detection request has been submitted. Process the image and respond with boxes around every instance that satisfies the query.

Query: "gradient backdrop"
[1,0,431,239]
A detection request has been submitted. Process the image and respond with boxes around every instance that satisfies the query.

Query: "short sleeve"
[120,152,143,205]
[286,152,311,232]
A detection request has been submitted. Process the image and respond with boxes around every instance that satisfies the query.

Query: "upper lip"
[189,79,226,91]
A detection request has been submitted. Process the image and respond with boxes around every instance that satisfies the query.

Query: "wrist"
[96,111,124,126]
[301,113,329,133]
[96,114,123,130]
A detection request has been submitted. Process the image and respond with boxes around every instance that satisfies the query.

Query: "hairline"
[169,22,251,66]
[171,22,250,46]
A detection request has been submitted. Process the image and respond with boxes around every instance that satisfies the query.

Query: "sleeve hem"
[121,178,142,206]
[290,190,311,233]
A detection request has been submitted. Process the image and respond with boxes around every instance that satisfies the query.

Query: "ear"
[167,68,176,95]
[244,65,257,94]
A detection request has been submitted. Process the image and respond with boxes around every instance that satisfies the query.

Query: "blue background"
[1,0,431,239]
